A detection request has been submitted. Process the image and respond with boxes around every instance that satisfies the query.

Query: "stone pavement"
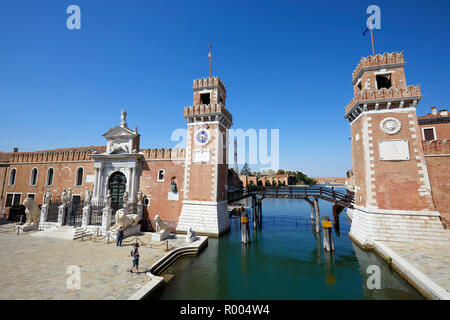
[0,230,187,299]
[381,240,450,294]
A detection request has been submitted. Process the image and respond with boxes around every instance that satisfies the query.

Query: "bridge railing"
[227,185,354,206]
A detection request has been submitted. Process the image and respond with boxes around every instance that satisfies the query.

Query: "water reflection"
[157,196,423,300]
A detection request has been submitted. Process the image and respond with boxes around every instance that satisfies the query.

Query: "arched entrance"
[108,171,127,212]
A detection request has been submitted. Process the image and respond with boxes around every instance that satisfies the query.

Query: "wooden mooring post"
[322,216,335,252]
[313,196,320,234]
[240,209,250,244]
[252,195,257,230]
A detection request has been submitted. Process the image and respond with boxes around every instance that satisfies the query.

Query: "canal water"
[158,192,423,300]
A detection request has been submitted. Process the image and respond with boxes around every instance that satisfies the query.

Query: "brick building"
[0,77,233,237]
[345,52,449,247]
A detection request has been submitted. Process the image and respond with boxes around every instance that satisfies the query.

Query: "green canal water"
[158,195,423,300]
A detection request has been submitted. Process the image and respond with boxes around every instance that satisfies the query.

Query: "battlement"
[8,146,106,163]
[142,148,185,160]
[352,52,405,83]
[184,103,233,123]
[422,140,450,155]
[345,85,422,116]
[193,77,226,94]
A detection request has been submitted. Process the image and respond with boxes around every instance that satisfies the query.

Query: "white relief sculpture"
[380,117,402,135]
[84,188,92,207]
[61,189,69,205]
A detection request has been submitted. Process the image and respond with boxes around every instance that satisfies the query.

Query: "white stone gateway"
[152,215,171,241]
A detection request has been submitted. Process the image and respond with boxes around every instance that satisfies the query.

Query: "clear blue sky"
[1,0,449,176]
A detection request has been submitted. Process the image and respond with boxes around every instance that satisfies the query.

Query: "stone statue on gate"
[22,197,40,226]
[44,189,52,206]
[137,190,144,205]
[61,189,69,205]
[122,190,129,205]
[84,188,92,207]
[68,188,73,202]
[105,190,112,209]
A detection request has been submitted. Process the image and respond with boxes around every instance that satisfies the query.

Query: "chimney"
[13,147,18,153]
[431,107,437,115]
[440,109,448,117]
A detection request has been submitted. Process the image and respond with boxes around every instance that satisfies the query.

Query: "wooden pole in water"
[322,216,335,252]
[252,195,257,230]
[259,199,263,229]
[314,196,320,234]
[240,209,250,244]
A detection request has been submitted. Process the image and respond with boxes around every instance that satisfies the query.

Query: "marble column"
[39,205,49,230]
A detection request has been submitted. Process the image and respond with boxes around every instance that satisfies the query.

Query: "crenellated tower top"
[345,51,422,122]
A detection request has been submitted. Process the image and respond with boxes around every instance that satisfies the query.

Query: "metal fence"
[65,201,83,227]
[90,202,104,226]
[47,202,61,222]
[7,206,26,223]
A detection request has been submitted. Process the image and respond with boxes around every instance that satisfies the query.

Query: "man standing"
[129,243,140,273]
[117,226,124,246]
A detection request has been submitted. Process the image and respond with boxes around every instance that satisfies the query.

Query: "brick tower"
[345,52,448,246]
[176,77,233,236]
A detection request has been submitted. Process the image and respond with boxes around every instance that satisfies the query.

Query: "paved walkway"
[382,241,450,294]
[0,230,187,299]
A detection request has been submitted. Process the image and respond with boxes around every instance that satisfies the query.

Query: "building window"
[30,168,38,186]
[200,92,210,105]
[27,193,36,200]
[5,193,21,208]
[157,169,165,181]
[422,128,436,141]
[46,168,54,186]
[75,167,83,186]
[376,74,392,90]
[8,168,16,186]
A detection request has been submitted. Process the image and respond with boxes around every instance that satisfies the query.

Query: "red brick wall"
[350,115,367,207]
[139,159,185,224]
[419,122,450,140]
[425,155,450,226]
[312,177,346,184]
[3,160,95,205]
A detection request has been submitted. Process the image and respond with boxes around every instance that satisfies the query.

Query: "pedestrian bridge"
[227,185,354,209]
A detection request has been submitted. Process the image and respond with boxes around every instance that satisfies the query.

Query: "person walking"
[129,243,140,273]
[116,226,124,246]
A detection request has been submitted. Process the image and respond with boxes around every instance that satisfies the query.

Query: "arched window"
[75,167,83,186]
[46,168,54,186]
[9,168,16,186]
[30,168,38,186]
[157,169,165,181]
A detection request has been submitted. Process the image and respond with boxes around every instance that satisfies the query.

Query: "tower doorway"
[108,171,127,212]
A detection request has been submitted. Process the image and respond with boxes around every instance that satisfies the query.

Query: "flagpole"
[370,25,375,56]
[209,44,212,77]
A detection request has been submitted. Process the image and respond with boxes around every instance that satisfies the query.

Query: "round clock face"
[195,129,210,146]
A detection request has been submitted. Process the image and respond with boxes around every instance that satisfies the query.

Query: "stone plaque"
[168,191,179,201]
[193,149,210,163]
[86,175,95,183]
[379,140,410,161]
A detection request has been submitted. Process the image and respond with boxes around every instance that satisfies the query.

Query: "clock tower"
[176,77,233,236]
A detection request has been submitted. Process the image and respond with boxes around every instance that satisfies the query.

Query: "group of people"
[116,226,140,273]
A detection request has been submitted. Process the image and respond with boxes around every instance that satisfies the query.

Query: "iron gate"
[65,201,83,227]
[90,202,104,226]
[47,203,61,222]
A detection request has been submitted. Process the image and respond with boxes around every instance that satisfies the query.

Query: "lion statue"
[110,209,140,232]
[154,215,169,234]
[23,197,41,226]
